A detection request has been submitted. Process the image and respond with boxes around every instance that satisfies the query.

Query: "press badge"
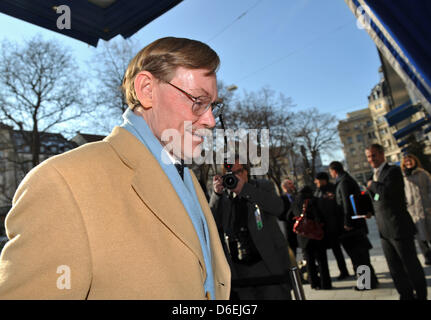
[374,193,380,201]
[254,204,263,230]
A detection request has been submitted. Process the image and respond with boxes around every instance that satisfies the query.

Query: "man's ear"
[134,71,154,109]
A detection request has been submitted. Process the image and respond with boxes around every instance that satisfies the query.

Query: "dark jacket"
[288,187,324,249]
[209,179,291,279]
[335,172,369,237]
[280,193,298,250]
[314,183,344,246]
[368,163,416,239]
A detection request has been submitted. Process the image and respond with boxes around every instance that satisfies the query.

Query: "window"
[350,147,356,155]
[366,121,372,127]
[375,103,382,110]
[379,128,387,136]
[373,90,380,100]
[356,134,363,142]
[376,116,386,124]
[347,137,353,144]
[368,132,376,139]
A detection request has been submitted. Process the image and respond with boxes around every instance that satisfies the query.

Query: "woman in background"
[288,186,332,290]
[401,154,431,266]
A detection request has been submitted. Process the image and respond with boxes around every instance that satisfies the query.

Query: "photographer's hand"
[213,175,224,195]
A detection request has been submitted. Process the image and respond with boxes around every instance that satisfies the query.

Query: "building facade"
[338,108,375,185]
[339,72,431,184]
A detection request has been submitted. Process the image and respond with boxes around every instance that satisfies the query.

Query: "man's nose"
[199,108,216,129]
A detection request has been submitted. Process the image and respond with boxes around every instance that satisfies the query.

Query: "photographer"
[209,159,292,300]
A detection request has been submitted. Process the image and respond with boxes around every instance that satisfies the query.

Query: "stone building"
[339,69,431,184]
[338,108,375,185]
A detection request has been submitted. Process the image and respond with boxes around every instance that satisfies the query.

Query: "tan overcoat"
[0,127,230,299]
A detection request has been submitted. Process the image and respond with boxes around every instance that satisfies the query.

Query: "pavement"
[301,217,431,300]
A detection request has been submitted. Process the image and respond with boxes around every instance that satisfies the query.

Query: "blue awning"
[396,139,408,148]
[0,0,183,46]
[393,117,431,140]
[344,0,431,115]
[384,101,419,127]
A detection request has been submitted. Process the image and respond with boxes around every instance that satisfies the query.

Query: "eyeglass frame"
[161,79,224,118]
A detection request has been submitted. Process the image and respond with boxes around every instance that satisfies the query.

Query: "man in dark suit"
[210,160,292,300]
[329,161,379,290]
[314,172,350,280]
[366,144,427,300]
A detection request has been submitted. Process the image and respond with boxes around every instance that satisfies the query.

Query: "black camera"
[222,162,239,190]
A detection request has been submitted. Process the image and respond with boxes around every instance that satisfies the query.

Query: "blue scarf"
[120,108,214,299]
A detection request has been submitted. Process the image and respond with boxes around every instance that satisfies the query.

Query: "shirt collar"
[374,161,387,173]
[163,148,182,165]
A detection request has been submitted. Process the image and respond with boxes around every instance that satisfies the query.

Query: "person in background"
[210,159,292,300]
[288,186,332,290]
[280,179,299,258]
[366,144,427,300]
[314,172,351,280]
[401,154,431,266]
[329,161,379,291]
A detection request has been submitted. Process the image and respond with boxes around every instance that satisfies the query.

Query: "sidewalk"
[301,217,431,300]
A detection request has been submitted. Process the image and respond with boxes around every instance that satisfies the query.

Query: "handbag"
[293,199,324,240]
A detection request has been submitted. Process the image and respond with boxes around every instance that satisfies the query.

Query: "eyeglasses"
[162,80,225,118]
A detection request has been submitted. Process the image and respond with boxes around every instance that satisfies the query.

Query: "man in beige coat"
[0,37,230,299]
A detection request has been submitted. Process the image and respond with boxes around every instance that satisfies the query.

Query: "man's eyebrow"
[191,87,211,98]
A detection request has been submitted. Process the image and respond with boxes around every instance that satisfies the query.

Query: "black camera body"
[222,162,239,190]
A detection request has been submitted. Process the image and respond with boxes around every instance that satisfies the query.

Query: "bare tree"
[89,38,137,133]
[222,87,295,194]
[0,36,88,168]
[293,108,340,182]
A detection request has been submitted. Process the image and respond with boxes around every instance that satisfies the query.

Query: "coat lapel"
[105,127,205,274]
[377,163,390,182]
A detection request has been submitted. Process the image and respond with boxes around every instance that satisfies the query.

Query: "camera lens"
[222,173,238,189]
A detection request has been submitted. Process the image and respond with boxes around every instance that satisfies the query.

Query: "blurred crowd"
[210,143,430,300]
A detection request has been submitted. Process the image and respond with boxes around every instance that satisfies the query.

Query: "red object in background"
[293,199,324,240]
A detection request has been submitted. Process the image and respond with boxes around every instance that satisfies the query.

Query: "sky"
[0,0,382,163]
